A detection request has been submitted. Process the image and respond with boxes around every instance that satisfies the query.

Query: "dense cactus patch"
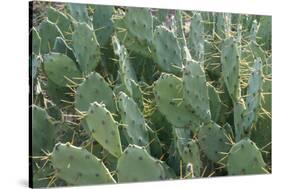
[30,2,271,187]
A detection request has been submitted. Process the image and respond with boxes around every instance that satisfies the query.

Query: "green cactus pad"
[38,19,64,54]
[198,121,231,163]
[226,138,267,175]
[32,105,56,156]
[53,37,76,63]
[117,92,150,149]
[153,26,182,75]
[251,78,271,153]
[31,27,41,55]
[153,73,200,132]
[124,7,153,43]
[176,139,201,177]
[66,3,89,23]
[44,79,73,108]
[182,60,211,123]
[208,84,222,122]
[257,16,272,51]
[51,142,116,185]
[233,98,246,141]
[112,36,137,97]
[188,12,204,63]
[47,6,72,41]
[221,37,241,102]
[72,22,101,74]
[215,13,232,39]
[85,102,122,157]
[43,52,81,87]
[174,10,192,63]
[117,144,166,182]
[92,5,114,46]
[74,72,115,112]
[243,58,263,132]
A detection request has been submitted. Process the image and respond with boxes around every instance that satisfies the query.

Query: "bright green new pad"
[51,142,116,185]
[74,72,115,112]
[117,92,150,148]
[221,37,241,102]
[38,19,64,54]
[32,105,55,156]
[198,121,230,162]
[182,60,211,123]
[227,138,267,175]
[43,52,81,87]
[153,26,182,74]
[153,73,200,132]
[117,144,166,182]
[85,102,122,158]
[72,22,101,74]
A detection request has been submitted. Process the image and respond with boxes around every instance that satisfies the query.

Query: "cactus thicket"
[30,2,272,187]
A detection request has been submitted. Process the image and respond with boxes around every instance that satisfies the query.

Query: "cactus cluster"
[30,2,271,188]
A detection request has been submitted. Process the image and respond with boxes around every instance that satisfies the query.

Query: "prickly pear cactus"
[74,72,115,112]
[31,2,271,187]
[43,52,81,87]
[72,22,101,74]
[50,142,116,185]
[117,144,166,182]
[198,121,231,163]
[153,26,183,74]
[226,138,268,175]
[85,102,122,157]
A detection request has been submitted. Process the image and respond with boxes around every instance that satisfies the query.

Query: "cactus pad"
[153,26,182,74]
[153,73,200,132]
[117,92,150,148]
[226,138,267,175]
[43,52,81,87]
[117,144,166,182]
[198,121,230,162]
[182,60,211,122]
[72,22,101,74]
[85,102,122,157]
[74,72,115,112]
[51,142,116,185]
